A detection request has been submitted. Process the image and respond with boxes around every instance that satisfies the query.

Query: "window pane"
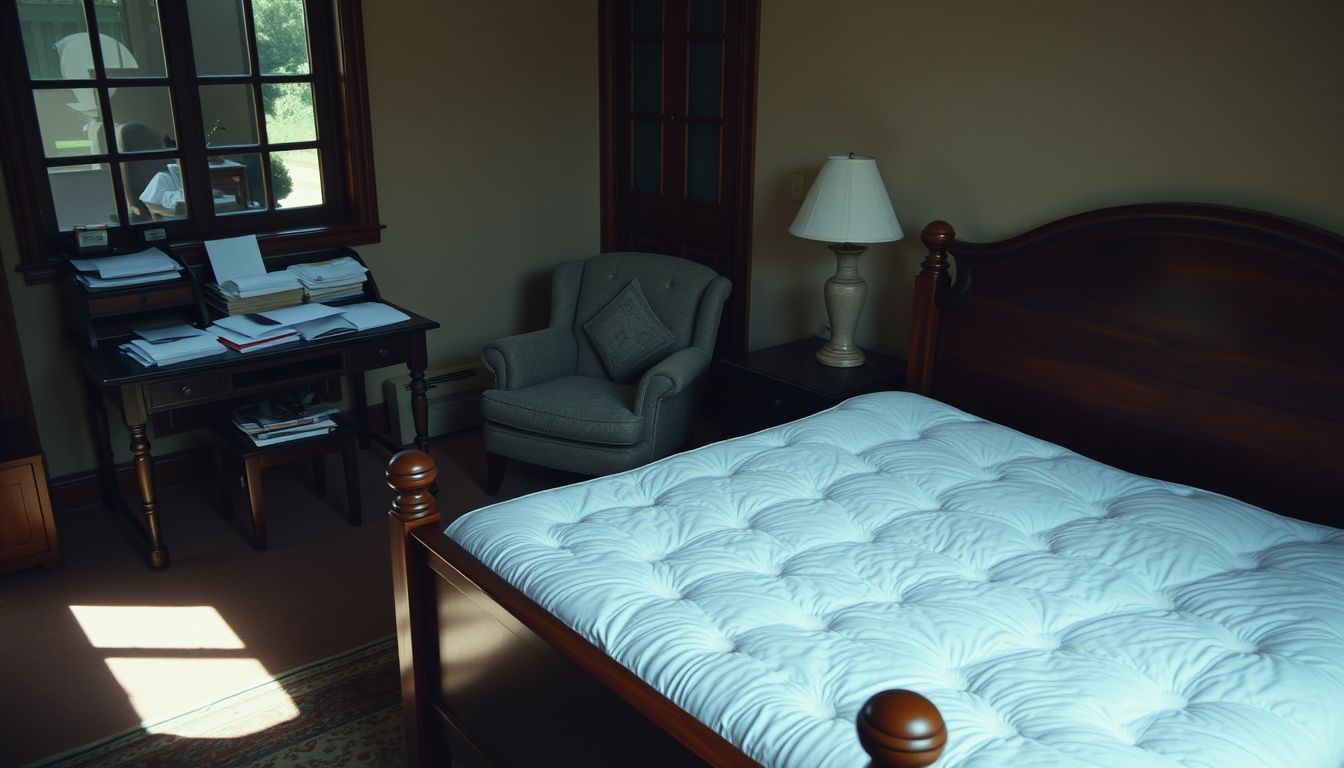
[187,0,251,76]
[123,158,188,223]
[18,3,92,80]
[95,0,168,78]
[49,164,119,230]
[632,41,661,115]
[686,123,720,203]
[253,0,311,75]
[110,87,178,151]
[632,118,661,193]
[200,85,259,147]
[687,41,722,118]
[33,89,104,158]
[262,83,315,143]
[271,149,322,209]
[690,0,724,35]
[208,154,265,214]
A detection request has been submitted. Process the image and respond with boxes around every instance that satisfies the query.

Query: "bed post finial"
[857,689,947,767]
[907,221,955,395]
[387,449,438,525]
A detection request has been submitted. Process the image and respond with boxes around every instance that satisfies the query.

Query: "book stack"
[72,248,183,289]
[286,256,369,303]
[118,323,225,367]
[231,398,340,446]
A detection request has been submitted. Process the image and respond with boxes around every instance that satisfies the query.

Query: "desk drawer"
[346,337,411,370]
[146,373,229,409]
[88,285,196,318]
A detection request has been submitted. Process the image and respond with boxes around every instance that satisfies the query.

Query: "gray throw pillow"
[583,278,676,382]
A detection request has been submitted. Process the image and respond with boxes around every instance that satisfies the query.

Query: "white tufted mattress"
[447,392,1344,767]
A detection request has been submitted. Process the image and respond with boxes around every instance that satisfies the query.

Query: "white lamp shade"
[788,154,903,244]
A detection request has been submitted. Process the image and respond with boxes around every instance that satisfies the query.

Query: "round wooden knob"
[378,347,390,359]
[856,689,947,767]
[180,385,193,397]
[386,449,438,522]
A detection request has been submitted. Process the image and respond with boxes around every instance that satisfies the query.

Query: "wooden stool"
[211,422,362,551]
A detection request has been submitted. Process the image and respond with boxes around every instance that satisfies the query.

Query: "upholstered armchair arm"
[481,326,578,391]
[633,347,710,416]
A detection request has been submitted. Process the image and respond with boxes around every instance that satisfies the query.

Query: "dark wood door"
[601,0,759,354]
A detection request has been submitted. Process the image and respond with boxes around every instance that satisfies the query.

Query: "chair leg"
[311,455,327,498]
[244,459,267,551]
[341,444,362,526]
[213,443,233,520]
[484,451,506,495]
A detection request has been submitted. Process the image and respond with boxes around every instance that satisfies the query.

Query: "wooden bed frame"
[386,203,1344,767]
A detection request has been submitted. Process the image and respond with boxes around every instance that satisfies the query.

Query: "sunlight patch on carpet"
[69,605,245,649]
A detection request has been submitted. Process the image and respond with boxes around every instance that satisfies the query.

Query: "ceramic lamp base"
[817,243,868,368]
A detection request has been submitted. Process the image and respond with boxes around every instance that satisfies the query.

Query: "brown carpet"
[0,428,585,768]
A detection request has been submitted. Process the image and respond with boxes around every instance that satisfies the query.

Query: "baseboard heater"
[383,362,491,446]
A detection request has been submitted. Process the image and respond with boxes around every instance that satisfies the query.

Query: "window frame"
[0,0,380,284]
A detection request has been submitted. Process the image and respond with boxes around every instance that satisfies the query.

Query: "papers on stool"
[71,248,182,289]
[118,325,225,367]
[232,398,340,446]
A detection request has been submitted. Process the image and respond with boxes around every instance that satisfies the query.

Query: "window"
[0,0,379,283]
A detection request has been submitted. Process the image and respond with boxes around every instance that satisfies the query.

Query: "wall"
[0,0,599,478]
[749,0,1344,355]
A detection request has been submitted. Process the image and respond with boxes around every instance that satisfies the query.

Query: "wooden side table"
[716,338,907,435]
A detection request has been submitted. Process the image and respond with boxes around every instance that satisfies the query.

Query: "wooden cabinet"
[0,432,60,574]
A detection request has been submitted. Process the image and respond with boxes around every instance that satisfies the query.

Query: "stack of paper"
[232,398,340,446]
[333,302,411,330]
[209,313,301,353]
[72,248,183,289]
[118,325,225,367]
[203,235,303,314]
[287,257,369,303]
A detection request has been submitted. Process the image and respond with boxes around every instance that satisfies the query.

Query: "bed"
[385,203,1344,767]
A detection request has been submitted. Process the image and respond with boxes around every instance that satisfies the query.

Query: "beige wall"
[749,0,1344,355]
[1,0,599,477]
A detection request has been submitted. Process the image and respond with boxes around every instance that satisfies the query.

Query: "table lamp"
[788,153,903,367]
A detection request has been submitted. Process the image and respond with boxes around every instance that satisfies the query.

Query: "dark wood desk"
[79,307,439,569]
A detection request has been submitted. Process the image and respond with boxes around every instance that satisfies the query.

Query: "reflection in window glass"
[271,149,322,209]
[95,1,168,78]
[33,89,104,158]
[199,84,259,147]
[110,87,178,151]
[254,0,311,75]
[187,0,251,76]
[262,83,316,143]
[208,154,265,214]
[123,158,188,223]
[49,165,119,231]
[17,3,92,80]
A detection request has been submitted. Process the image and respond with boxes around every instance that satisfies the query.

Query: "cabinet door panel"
[0,464,49,560]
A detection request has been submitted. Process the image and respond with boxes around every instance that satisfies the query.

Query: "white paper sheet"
[132,323,207,343]
[203,235,266,284]
[70,248,178,278]
[256,303,346,325]
[334,302,410,330]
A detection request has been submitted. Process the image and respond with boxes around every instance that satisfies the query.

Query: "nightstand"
[715,338,907,435]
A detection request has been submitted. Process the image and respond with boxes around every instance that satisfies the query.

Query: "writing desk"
[78,306,439,569]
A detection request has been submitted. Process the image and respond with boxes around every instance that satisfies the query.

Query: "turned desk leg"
[352,373,372,450]
[409,367,429,454]
[128,423,170,570]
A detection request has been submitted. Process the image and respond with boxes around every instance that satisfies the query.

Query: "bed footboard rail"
[386,450,440,768]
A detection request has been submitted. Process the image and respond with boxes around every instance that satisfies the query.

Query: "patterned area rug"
[27,638,404,768]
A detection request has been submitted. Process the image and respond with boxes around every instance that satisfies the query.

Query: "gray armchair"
[480,252,731,492]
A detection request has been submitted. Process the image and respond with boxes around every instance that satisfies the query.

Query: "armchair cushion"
[581,278,675,383]
[481,375,642,445]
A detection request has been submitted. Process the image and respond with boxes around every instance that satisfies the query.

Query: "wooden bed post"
[907,221,954,395]
[387,450,440,768]
[857,689,948,767]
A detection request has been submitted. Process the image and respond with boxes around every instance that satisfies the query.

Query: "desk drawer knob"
[180,385,193,397]
[140,294,151,305]
[771,398,783,409]
[378,348,390,359]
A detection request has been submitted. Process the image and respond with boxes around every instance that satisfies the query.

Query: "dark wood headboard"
[906,204,1343,526]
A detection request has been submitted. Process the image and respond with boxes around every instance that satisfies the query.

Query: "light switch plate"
[790,174,805,201]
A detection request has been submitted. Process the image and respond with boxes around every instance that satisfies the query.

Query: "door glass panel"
[686,123,720,203]
[632,0,661,35]
[254,0,311,75]
[33,89,105,158]
[49,164,119,230]
[689,0,724,35]
[632,119,661,193]
[262,83,316,143]
[207,154,265,214]
[271,149,323,209]
[187,0,252,76]
[200,85,259,147]
[18,3,92,80]
[95,1,168,78]
[123,158,188,223]
[687,41,722,118]
[632,41,662,115]
[110,87,178,151]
